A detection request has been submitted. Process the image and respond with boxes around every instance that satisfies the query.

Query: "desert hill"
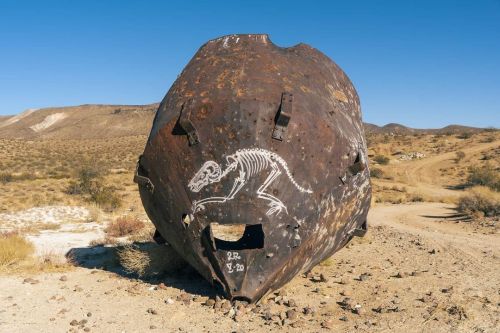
[0,104,492,140]
[0,104,158,139]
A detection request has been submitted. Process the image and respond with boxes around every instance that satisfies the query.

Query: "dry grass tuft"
[105,216,145,237]
[0,232,73,274]
[457,186,500,218]
[117,243,186,277]
[0,232,34,267]
[117,244,150,276]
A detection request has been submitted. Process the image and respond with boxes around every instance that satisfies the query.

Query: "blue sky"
[0,0,499,128]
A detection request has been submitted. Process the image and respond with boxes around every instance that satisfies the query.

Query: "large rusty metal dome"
[135,34,371,302]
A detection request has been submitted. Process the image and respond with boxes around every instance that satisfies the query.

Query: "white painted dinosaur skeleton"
[188,148,313,216]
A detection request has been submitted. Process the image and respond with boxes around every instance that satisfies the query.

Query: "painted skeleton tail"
[271,153,313,194]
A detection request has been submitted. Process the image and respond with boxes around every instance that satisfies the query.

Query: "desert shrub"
[0,232,34,266]
[0,172,13,184]
[409,193,424,202]
[89,186,122,210]
[457,186,500,217]
[456,132,472,139]
[66,162,122,210]
[467,164,500,191]
[373,155,390,165]
[370,168,385,179]
[118,245,150,276]
[105,216,145,237]
[455,151,465,163]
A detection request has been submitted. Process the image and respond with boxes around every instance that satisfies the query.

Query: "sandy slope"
[384,139,500,200]
[0,202,498,333]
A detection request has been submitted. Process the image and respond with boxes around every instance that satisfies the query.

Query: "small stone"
[321,320,334,329]
[59,275,68,282]
[86,312,92,317]
[339,316,348,321]
[176,293,191,305]
[157,283,167,290]
[23,278,39,285]
[147,308,158,315]
[358,273,369,281]
[193,296,206,303]
[49,318,55,322]
[70,319,79,326]
[429,249,436,254]
[278,289,288,297]
[319,273,328,282]
[286,299,297,307]
[303,306,315,315]
[291,320,304,328]
[263,311,272,321]
[227,308,236,318]
[441,287,453,293]
[353,305,364,315]
[149,325,157,330]
[221,300,231,311]
[286,309,297,320]
[204,299,215,307]
[339,277,349,285]
[83,328,91,332]
[340,290,352,297]
[165,298,175,305]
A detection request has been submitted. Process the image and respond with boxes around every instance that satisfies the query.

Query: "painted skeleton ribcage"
[232,149,275,178]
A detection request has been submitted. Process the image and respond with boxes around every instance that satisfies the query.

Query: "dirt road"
[1,202,498,333]
[385,140,500,200]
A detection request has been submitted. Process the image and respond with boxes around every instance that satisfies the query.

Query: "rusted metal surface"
[136,34,371,303]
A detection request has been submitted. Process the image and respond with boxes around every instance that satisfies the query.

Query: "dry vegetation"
[367,130,500,213]
[457,186,500,218]
[0,136,146,212]
[105,216,146,237]
[0,232,34,267]
[0,231,71,273]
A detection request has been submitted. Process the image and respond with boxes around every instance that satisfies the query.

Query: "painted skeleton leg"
[192,170,246,213]
[257,163,287,216]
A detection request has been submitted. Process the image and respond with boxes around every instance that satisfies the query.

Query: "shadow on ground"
[420,206,472,222]
[67,242,222,298]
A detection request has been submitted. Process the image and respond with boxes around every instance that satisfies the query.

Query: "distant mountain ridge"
[0,103,491,139]
[363,122,489,135]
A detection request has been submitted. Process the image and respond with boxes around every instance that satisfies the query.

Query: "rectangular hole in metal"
[210,223,264,251]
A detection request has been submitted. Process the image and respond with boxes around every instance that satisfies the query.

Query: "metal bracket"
[133,155,154,193]
[272,92,293,141]
[348,150,367,176]
[352,220,367,237]
[179,99,200,146]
